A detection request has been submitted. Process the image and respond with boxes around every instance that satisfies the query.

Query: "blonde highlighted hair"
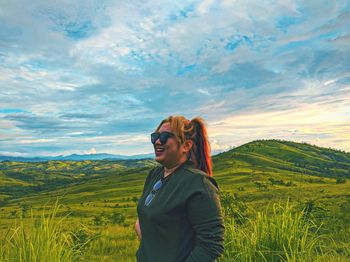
[155,115,213,176]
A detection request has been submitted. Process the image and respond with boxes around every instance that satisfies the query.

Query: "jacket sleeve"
[185,176,225,262]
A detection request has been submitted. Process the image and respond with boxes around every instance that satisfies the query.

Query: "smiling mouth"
[155,147,165,155]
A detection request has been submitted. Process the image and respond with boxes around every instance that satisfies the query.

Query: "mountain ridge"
[0,152,155,162]
[1,138,348,162]
[0,138,349,209]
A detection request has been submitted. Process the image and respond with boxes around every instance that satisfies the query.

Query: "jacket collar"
[162,159,195,173]
[180,159,195,169]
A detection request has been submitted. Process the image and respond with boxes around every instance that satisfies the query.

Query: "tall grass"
[1,198,347,261]
[0,199,93,262]
[219,200,326,262]
[81,226,138,261]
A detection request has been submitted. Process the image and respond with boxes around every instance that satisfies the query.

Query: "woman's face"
[153,122,184,168]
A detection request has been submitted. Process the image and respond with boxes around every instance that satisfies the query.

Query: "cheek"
[165,141,179,154]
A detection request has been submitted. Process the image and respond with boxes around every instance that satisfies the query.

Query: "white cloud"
[0,151,29,157]
[208,81,350,151]
[0,0,349,156]
[210,139,231,151]
[83,147,97,155]
[197,0,215,15]
[18,138,58,144]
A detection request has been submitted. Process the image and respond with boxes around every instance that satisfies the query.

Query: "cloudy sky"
[0,0,349,157]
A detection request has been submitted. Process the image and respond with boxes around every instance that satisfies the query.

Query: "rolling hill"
[0,139,349,206]
[0,139,349,260]
[212,139,350,178]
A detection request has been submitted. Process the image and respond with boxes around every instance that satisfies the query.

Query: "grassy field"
[0,139,349,261]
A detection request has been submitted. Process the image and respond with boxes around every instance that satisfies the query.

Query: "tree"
[336,177,346,184]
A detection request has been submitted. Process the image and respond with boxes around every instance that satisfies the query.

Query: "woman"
[135,115,225,262]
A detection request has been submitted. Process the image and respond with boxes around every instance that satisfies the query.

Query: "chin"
[154,156,164,164]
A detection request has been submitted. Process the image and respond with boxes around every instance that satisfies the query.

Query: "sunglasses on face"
[151,131,176,145]
[144,179,163,206]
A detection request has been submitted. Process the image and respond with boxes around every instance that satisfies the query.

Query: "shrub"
[70,223,100,253]
[109,212,126,225]
[220,192,249,225]
[92,214,109,226]
[336,177,346,184]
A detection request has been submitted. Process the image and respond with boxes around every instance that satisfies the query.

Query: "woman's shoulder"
[181,165,220,192]
[182,165,208,182]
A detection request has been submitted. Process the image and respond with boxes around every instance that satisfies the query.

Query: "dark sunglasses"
[151,131,176,145]
[144,179,163,206]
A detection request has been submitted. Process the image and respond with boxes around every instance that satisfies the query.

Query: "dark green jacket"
[136,160,225,262]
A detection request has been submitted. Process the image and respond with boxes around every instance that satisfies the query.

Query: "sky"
[0,0,349,157]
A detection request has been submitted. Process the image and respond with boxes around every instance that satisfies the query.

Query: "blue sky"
[0,0,349,157]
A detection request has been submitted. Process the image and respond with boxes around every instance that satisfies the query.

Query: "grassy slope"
[0,139,349,260]
[211,140,350,234]
[1,139,349,216]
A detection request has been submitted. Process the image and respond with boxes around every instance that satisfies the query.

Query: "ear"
[182,139,193,153]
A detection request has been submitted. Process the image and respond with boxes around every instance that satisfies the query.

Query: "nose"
[154,138,162,146]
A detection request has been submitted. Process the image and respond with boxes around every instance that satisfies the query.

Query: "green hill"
[1,138,349,213]
[0,139,349,205]
[0,139,349,260]
[0,159,158,202]
[213,139,350,178]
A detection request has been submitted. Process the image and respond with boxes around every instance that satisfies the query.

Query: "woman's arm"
[135,217,142,241]
[185,177,225,262]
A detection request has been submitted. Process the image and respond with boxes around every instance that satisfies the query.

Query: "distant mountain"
[0,150,226,163]
[0,152,155,162]
[1,139,349,203]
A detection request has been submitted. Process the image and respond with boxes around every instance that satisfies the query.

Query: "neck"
[163,158,187,177]
[164,164,179,177]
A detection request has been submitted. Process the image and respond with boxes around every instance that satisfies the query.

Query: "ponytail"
[156,115,213,177]
[188,117,213,177]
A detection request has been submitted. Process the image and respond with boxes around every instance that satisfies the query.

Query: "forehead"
[159,122,171,132]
